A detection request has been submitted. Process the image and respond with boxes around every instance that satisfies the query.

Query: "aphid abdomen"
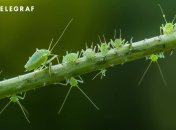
[25,50,49,71]
[163,23,174,34]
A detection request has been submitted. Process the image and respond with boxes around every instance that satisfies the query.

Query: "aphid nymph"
[58,76,99,114]
[138,53,167,86]
[97,35,110,54]
[25,19,73,72]
[62,51,79,64]
[81,43,96,60]
[158,4,176,35]
[0,93,30,123]
[110,29,127,48]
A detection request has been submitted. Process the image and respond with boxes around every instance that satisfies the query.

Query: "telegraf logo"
[0,6,35,12]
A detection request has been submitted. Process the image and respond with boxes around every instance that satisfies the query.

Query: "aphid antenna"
[138,61,152,86]
[17,100,30,123]
[48,38,54,51]
[91,42,94,48]
[0,101,11,114]
[85,43,88,49]
[58,86,72,114]
[103,34,107,43]
[76,86,100,110]
[90,42,96,51]
[50,18,74,52]
[158,4,167,23]
[114,29,117,40]
[156,61,167,86]
[119,29,122,39]
[172,15,176,23]
[98,35,102,43]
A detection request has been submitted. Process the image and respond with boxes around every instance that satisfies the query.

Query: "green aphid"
[0,94,30,123]
[138,53,167,86]
[92,69,107,80]
[98,43,110,53]
[81,44,96,60]
[158,4,176,35]
[58,77,99,114]
[97,35,110,54]
[62,51,79,64]
[110,29,127,48]
[25,19,73,71]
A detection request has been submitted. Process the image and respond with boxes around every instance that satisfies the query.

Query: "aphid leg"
[38,64,46,71]
[76,86,100,110]
[160,26,163,35]
[100,69,107,79]
[17,93,30,116]
[55,78,69,86]
[48,62,52,76]
[92,71,102,80]
[47,55,59,64]
[58,86,72,114]
[156,61,167,86]
[77,76,84,83]
[138,61,152,86]
[48,38,54,50]
[92,69,107,80]
[16,100,30,123]
[18,92,26,100]
[46,55,59,75]
[170,49,174,56]
[0,101,11,114]
[56,82,68,86]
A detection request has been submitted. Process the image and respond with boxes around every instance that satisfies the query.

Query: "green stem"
[0,33,176,99]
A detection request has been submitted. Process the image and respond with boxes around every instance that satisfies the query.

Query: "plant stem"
[0,33,176,99]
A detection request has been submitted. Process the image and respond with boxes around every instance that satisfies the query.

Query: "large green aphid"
[158,4,176,35]
[138,53,167,86]
[58,77,99,114]
[24,19,73,71]
[0,94,30,123]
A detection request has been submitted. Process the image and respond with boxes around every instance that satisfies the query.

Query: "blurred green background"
[0,0,176,129]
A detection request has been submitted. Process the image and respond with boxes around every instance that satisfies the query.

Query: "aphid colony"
[0,25,127,123]
[138,4,175,86]
[1,5,176,123]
